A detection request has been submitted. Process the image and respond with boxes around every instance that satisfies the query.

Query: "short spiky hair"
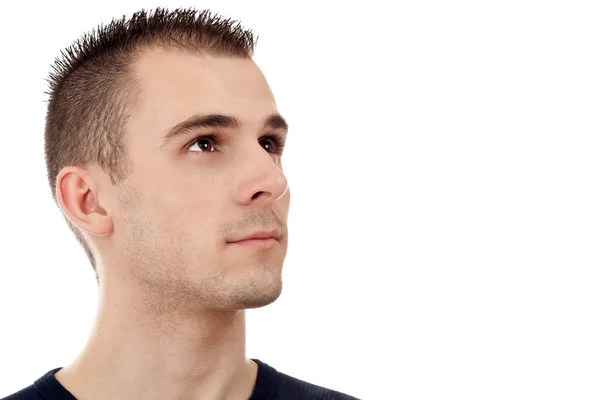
[44,7,257,278]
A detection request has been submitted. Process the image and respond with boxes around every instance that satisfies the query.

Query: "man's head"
[45,7,290,310]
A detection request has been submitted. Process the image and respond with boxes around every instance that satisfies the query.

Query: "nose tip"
[248,166,288,204]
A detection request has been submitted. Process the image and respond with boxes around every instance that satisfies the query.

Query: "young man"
[2,7,358,400]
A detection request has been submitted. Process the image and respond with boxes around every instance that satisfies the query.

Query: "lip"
[228,230,281,243]
[228,237,278,249]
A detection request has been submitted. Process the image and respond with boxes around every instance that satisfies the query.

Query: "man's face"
[107,48,290,310]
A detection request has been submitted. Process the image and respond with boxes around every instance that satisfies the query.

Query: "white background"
[1,1,599,399]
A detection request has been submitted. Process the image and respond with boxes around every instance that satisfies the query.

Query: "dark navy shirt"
[1,359,360,399]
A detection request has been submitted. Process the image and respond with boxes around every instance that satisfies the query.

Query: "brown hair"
[44,7,257,278]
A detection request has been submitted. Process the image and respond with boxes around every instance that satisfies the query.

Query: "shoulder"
[275,369,361,400]
[252,359,360,400]
[1,367,64,400]
[0,385,45,400]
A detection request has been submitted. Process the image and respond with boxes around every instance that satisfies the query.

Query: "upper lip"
[228,229,282,243]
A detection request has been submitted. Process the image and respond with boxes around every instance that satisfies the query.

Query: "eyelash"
[185,133,286,155]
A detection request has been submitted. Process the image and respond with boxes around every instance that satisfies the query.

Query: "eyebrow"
[160,113,289,148]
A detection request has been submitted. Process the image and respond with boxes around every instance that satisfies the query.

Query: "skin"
[53,47,291,400]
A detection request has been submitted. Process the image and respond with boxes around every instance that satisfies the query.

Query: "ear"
[56,166,113,237]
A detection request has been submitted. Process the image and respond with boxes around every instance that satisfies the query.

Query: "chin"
[229,271,283,309]
[240,286,282,309]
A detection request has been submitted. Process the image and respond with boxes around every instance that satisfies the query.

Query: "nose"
[234,143,289,207]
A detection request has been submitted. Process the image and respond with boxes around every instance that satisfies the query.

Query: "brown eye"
[186,133,285,155]
[187,134,218,153]
[260,137,275,152]
[260,134,286,155]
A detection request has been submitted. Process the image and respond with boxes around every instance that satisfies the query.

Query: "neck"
[54,276,258,400]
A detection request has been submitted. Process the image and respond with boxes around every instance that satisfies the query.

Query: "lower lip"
[228,238,278,249]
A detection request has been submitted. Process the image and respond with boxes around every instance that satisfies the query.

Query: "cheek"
[158,185,222,236]
[140,164,227,237]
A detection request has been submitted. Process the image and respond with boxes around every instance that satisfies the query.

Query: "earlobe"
[56,167,113,237]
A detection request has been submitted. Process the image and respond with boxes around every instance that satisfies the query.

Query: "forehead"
[128,47,278,137]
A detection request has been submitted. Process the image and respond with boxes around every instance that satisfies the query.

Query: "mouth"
[227,237,279,249]
[227,229,282,244]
